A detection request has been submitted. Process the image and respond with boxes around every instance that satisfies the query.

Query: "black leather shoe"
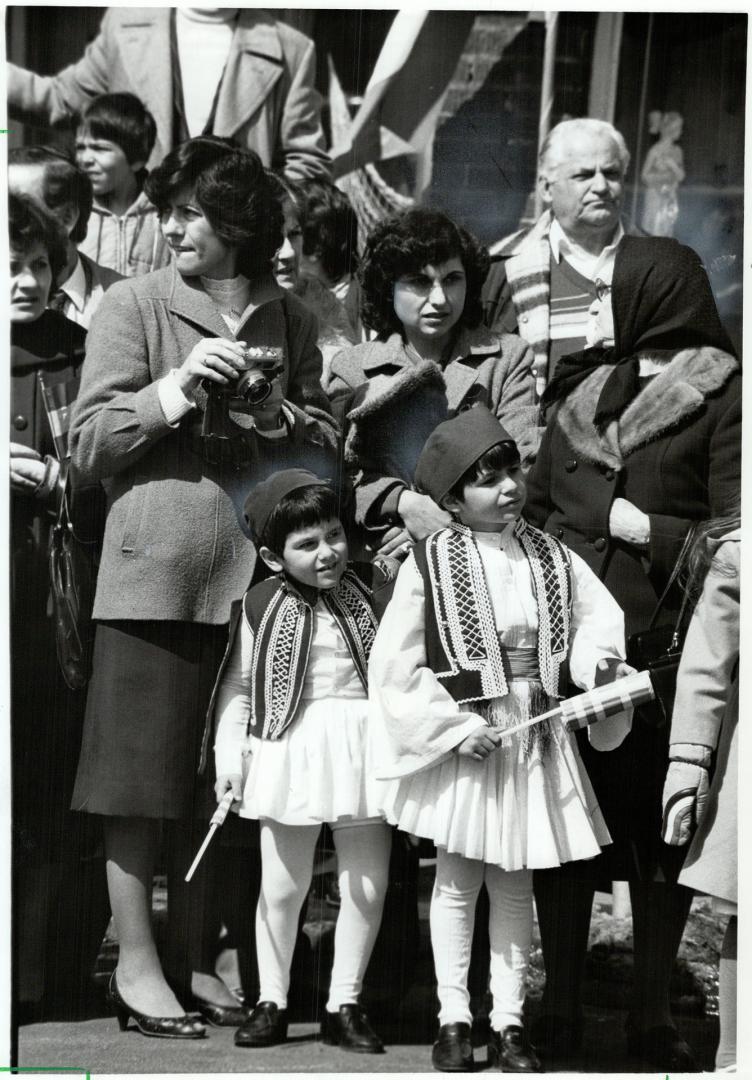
[626,1021,699,1072]
[108,972,207,1040]
[431,1022,475,1072]
[530,1013,583,1060]
[193,999,251,1027]
[234,1001,288,1047]
[488,1026,542,1072]
[321,1003,385,1054]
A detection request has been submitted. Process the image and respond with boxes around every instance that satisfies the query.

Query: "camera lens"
[238,370,272,406]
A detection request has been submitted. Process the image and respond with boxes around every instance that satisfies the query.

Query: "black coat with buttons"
[11,311,87,574]
[11,310,94,863]
[524,347,740,876]
[524,347,741,638]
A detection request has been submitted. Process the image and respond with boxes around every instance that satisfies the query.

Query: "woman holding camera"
[69,137,337,1038]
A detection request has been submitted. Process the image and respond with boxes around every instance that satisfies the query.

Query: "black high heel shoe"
[190,998,251,1027]
[108,972,207,1039]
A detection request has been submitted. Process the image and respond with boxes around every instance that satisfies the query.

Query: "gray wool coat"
[672,533,740,905]
[326,327,539,539]
[70,265,338,625]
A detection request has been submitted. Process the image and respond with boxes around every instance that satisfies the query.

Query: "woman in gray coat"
[69,137,337,1038]
[662,516,740,1071]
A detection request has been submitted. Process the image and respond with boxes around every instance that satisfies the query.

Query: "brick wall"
[427,12,594,245]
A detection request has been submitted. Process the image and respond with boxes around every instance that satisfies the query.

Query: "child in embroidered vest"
[369,407,635,1073]
[212,469,391,1055]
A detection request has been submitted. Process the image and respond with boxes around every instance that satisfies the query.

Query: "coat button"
[604,468,615,481]
[13,415,28,431]
[520,314,528,323]
[594,537,607,552]
[565,459,577,472]
[556,528,564,539]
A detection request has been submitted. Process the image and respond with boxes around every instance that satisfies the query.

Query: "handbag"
[626,524,698,726]
[48,463,96,691]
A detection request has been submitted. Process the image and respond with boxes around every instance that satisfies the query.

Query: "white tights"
[431,848,533,1032]
[256,819,391,1012]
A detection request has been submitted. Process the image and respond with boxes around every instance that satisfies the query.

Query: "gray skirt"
[71,620,227,820]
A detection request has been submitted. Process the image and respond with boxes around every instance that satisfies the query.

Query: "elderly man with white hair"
[483,118,637,396]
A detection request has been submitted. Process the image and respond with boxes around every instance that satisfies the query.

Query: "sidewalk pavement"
[15,876,721,1075]
[17,1005,718,1075]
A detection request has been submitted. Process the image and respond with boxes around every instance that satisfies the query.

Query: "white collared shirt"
[549,218,625,284]
[55,255,107,330]
[58,256,88,316]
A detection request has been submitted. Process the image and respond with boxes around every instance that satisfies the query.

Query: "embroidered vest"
[244,565,379,740]
[412,520,572,705]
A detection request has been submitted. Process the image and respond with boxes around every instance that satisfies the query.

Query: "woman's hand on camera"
[176,338,247,397]
[398,490,452,541]
[455,724,501,760]
[608,497,651,547]
[214,772,242,803]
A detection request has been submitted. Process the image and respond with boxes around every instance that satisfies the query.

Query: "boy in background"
[76,92,171,277]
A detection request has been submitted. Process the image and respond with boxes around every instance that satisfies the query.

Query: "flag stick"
[184,790,235,883]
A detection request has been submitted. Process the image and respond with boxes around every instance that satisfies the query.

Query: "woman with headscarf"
[524,236,740,1072]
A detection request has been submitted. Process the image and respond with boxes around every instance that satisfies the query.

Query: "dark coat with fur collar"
[525,346,740,637]
[526,346,740,878]
[326,327,539,545]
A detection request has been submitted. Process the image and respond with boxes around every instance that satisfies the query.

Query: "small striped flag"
[38,372,79,460]
[487,670,656,742]
[560,671,655,732]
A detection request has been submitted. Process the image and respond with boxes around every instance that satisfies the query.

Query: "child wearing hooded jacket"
[369,406,635,1073]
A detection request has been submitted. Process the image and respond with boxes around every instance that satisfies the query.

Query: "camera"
[201,344,286,444]
[235,346,285,406]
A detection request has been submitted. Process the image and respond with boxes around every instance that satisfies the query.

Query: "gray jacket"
[70,265,338,624]
[326,327,539,538]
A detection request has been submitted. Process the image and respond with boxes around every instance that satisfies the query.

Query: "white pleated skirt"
[236,695,387,826]
[378,681,611,870]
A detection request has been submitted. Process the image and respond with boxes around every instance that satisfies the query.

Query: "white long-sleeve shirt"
[369,525,630,781]
[214,599,364,777]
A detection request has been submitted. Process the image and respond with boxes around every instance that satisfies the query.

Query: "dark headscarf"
[542,236,735,424]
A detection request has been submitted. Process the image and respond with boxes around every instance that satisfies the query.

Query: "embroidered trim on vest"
[247,566,378,739]
[425,524,509,702]
[251,591,311,740]
[514,518,572,698]
[323,570,379,690]
[424,521,571,703]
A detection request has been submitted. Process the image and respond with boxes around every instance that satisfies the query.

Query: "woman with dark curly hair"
[326,207,538,558]
[68,136,337,1039]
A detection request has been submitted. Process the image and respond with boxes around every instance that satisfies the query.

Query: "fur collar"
[557,347,738,468]
[343,359,444,466]
[346,357,444,423]
[344,321,505,424]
